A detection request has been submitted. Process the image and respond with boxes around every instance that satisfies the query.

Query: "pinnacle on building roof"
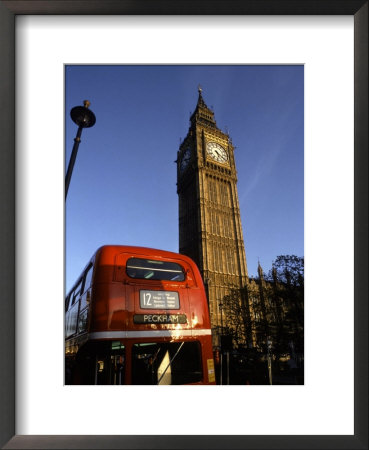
[190,85,216,127]
[196,84,207,108]
[257,260,264,278]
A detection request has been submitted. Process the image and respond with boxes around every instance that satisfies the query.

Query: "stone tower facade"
[177,87,248,346]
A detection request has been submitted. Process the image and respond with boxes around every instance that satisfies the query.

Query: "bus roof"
[95,245,193,263]
[67,245,203,296]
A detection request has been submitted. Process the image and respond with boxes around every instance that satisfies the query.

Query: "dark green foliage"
[219,255,304,384]
[269,255,304,286]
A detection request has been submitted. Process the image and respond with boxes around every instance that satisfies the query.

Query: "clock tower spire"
[177,88,248,347]
[190,85,217,129]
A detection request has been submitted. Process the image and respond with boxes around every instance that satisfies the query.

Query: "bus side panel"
[90,282,126,332]
[202,335,216,384]
[186,288,212,330]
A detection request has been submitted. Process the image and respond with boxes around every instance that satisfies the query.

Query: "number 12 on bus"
[65,245,216,385]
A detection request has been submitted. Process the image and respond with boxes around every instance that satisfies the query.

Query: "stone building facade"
[176,88,249,347]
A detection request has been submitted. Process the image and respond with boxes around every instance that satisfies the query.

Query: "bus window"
[78,308,88,334]
[66,303,79,337]
[80,265,93,310]
[83,264,93,293]
[132,341,202,385]
[95,342,125,385]
[126,258,185,281]
[65,293,71,312]
[71,342,126,385]
[71,280,83,306]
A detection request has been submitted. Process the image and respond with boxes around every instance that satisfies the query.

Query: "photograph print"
[65,65,304,386]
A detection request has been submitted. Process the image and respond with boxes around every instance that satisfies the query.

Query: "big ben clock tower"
[177,87,248,343]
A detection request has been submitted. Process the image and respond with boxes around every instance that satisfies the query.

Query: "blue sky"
[65,65,304,292]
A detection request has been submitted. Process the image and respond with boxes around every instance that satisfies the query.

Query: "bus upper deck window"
[126,258,185,282]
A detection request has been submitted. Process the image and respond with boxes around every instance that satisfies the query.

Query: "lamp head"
[70,100,96,128]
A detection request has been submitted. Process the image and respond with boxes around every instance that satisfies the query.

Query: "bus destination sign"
[140,290,180,309]
[134,314,187,324]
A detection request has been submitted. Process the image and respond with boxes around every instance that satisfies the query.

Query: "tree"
[268,255,304,286]
[268,255,304,367]
[215,255,304,383]
[221,288,247,348]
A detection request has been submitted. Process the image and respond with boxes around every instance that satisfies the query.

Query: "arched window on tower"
[207,178,218,203]
[219,181,230,207]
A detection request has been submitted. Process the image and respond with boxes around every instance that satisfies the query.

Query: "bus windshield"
[126,258,185,281]
[132,341,202,385]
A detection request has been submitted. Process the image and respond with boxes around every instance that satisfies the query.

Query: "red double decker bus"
[65,245,216,385]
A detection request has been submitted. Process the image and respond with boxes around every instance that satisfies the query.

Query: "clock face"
[206,142,228,163]
[180,147,191,172]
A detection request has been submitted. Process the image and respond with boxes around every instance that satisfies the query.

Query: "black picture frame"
[0,1,367,449]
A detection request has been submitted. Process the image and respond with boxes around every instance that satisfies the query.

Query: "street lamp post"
[219,301,224,337]
[219,300,223,385]
[267,336,273,385]
[65,100,96,199]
